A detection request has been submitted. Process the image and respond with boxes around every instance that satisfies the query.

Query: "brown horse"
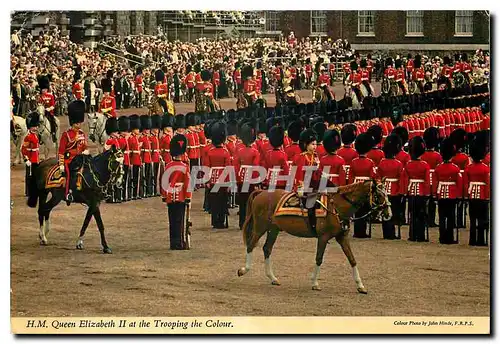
[237,180,392,293]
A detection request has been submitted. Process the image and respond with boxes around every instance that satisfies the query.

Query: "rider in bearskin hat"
[359,58,373,97]
[99,78,116,118]
[154,69,169,114]
[72,65,84,101]
[38,75,58,142]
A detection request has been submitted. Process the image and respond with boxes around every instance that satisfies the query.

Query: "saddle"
[274,192,327,218]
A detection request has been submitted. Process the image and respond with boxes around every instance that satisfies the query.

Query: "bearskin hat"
[450,128,468,151]
[299,128,317,152]
[204,120,213,140]
[211,121,227,146]
[469,138,487,163]
[408,136,426,160]
[173,114,186,131]
[256,61,262,69]
[454,53,461,62]
[423,127,440,149]
[193,63,201,73]
[227,119,238,136]
[256,118,267,134]
[170,134,188,157]
[235,61,241,69]
[323,129,342,154]
[140,115,152,131]
[269,126,285,148]
[101,78,112,93]
[312,122,326,143]
[367,125,383,145]
[155,69,165,82]
[473,130,490,151]
[440,137,456,161]
[461,53,468,62]
[392,126,409,145]
[151,114,162,129]
[354,133,374,155]
[414,57,422,69]
[136,66,143,75]
[73,65,82,82]
[385,57,393,68]
[383,134,402,159]
[407,53,413,60]
[129,115,141,131]
[201,69,212,82]
[105,117,119,135]
[306,57,311,64]
[443,56,451,66]
[37,75,50,92]
[118,116,130,132]
[241,65,254,80]
[350,61,358,71]
[185,112,197,127]
[106,70,114,79]
[360,58,368,69]
[26,111,40,129]
[341,123,357,145]
[287,120,303,142]
[240,123,256,146]
[67,100,86,126]
[185,64,192,73]
[161,114,173,129]
[395,59,402,69]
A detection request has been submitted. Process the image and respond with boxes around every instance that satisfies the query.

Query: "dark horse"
[237,180,391,293]
[27,147,124,253]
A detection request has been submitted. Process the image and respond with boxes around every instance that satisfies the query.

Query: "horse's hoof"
[40,240,47,246]
[312,285,322,291]
[357,287,368,294]
[103,247,112,254]
[271,280,281,286]
[76,243,84,250]
[237,268,246,277]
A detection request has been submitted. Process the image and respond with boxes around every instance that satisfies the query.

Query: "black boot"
[66,190,73,206]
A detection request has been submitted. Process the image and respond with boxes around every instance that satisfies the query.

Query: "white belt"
[468,181,486,195]
[240,165,253,169]
[26,148,39,151]
[385,178,398,182]
[152,149,160,152]
[437,181,456,194]
[161,149,170,152]
[354,176,370,182]
[322,172,339,178]
[141,149,150,152]
[188,145,200,149]
[131,150,140,153]
[409,179,424,183]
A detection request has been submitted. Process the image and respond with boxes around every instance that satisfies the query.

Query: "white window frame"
[265,11,280,33]
[406,10,424,37]
[455,10,473,37]
[310,10,327,36]
[357,11,375,37]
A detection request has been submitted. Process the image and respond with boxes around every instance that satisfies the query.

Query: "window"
[265,11,279,32]
[358,11,374,36]
[455,10,473,36]
[406,11,424,36]
[310,10,327,36]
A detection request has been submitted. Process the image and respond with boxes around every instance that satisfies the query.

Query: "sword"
[185,201,192,249]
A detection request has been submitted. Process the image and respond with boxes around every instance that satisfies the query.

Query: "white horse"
[11,116,28,165]
[87,112,109,154]
[36,105,60,160]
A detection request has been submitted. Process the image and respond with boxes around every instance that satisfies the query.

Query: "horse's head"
[368,179,392,222]
[87,112,101,142]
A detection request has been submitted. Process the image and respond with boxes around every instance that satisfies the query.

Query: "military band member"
[139,115,153,198]
[349,133,376,238]
[421,127,443,227]
[118,116,131,202]
[58,100,88,205]
[154,69,169,114]
[412,55,426,94]
[184,64,196,102]
[38,75,58,142]
[162,134,192,250]
[128,115,142,200]
[150,115,162,196]
[376,134,404,239]
[338,123,359,185]
[359,59,373,97]
[463,138,490,246]
[395,59,407,95]
[401,137,430,242]
[449,128,470,228]
[319,129,346,187]
[22,112,40,197]
[99,78,116,118]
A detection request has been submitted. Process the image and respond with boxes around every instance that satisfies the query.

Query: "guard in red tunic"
[58,100,88,205]
[395,59,407,95]
[212,65,221,100]
[273,61,282,88]
[366,125,385,171]
[38,75,57,142]
[127,115,142,200]
[161,134,192,250]
[22,112,40,197]
[319,129,346,187]
[412,55,426,94]
[134,67,144,107]
[256,118,272,158]
[434,138,463,244]
[263,126,289,190]
[305,58,313,87]
[233,62,243,92]
[160,114,174,167]
[285,121,303,166]
[376,134,404,239]
[139,115,153,198]
[255,61,263,95]
[242,65,257,106]
[359,59,373,96]
[450,128,470,228]
[233,123,261,228]
[104,117,121,203]
[206,121,232,229]
[338,124,359,185]
[421,127,443,227]
[401,137,431,242]
[99,79,116,118]
[406,54,414,81]
[184,64,196,102]
[117,116,130,202]
[349,133,376,238]
[185,113,201,173]
[72,66,84,101]
[312,121,327,159]
[150,115,162,197]
[154,69,169,114]
[463,138,490,246]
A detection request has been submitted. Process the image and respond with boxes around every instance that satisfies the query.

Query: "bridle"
[81,150,124,199]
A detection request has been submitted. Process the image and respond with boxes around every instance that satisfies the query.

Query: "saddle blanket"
[45,164,83,190]
[274,192,328,218]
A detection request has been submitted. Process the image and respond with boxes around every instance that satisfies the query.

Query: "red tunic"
[140,134,152,164]
[206,146,232,186]
[263,149,290,188]
[376,158,404,195]
[273,67,281,81]
[213,71,221,86]
[420,150,443,189]
[118,135,130,166]
[348,156,376,184]
[104,137,120,151]
[337,145,359,184]
[233,145,261,184]
[159,134,172,164]
[154,83,168,98]
[135,75,143,93]
[366,148,385,168]
[184,72,196,89]
[463,162,490,200]
[243,79,257,100]
[316,144,327,159]
[285,143,301,165]
[149,134,160,163]
[21,131,40,164]
[39,93,55,115]
[433,162,463,199]
[186,130,201,160]
[401,160,431,196]
[99,95,116,118]
[72,82,83,100]
[58,128,87,166]
[294,152,320,189]
[450,152,471,173]
[128,134,142,166]
[317,74,330,86]
[160,160,192,203]
[234,69,242,85]
[319,153,346,186]
[305,64,312,77]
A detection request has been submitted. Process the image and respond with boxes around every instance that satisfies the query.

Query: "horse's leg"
[311,234,330,291]
[262,227,281,285]
[93,204,112,254]
[76,206,95,250]
[336,233,368,294]
[42,190,63,242]
[38,192,49,245]
[238,206,268,277]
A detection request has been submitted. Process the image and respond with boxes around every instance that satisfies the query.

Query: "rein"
[80,153,122,198]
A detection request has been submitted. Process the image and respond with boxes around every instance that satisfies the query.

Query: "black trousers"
[362,81,373,96]
[136,91,143,107]
[25,163,39,197]
[428,197,437,226]
[456,199,466,228]
[189,158,199,175]
[400,197,408,224]
[438,199,457,244]
[122,165,130,201]
[382,195,401,239]
[116,93,122,109]
[140,163,152,197]
[130,165,141,199]
[187,88,194,102]
[397,81,407,95]
[408,196,427,241]
[167,202,187,250]
[209,189,228,228]
[469,200,489,246]
[353,203,371,238]
[203,187,210,212]
[152,162,160,196]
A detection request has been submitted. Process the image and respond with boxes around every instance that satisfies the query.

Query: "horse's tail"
[242,189,264,246]
[26,168,40,208]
